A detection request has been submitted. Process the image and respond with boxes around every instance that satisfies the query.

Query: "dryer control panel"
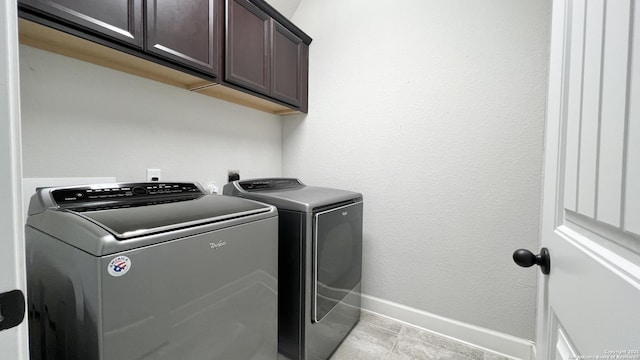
[238,178,304,191]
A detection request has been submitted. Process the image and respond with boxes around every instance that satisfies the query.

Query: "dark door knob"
[513,248,550,275]
[0,290,25,331]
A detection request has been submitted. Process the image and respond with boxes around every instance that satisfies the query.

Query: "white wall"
[284,0,551,341]
[19,45,282,188]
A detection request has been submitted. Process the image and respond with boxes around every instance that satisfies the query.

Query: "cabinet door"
[146,0,221,76]
[226,0,271,95]
[271,21,304,107]
[19,0,143,48]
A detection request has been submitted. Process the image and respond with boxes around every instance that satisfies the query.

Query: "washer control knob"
[132,187,147,195]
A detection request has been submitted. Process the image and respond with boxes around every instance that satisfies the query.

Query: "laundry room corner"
[5,0,639,357]
[282,0,552,356]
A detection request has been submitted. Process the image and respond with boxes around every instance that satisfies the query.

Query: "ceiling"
[265,0,302,19]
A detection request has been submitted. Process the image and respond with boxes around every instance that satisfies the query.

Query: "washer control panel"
[51,182,203,206]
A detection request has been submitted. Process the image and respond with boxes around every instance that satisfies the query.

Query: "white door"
[0,0,28,358]
[535,0,640,358]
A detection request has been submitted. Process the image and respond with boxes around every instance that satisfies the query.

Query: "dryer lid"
[223,178,363,212]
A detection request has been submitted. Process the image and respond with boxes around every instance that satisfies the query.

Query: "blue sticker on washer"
[107,256,131,277]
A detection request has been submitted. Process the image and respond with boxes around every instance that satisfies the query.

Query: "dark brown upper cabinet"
[19,0,143,48]
[226,0,312,111]
[146,0,222,76]
[226,0,271,95]
[18,0,312,113]
[271,21,305,108]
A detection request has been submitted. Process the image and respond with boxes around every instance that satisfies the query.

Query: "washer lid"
[29,182,273,241]
[71,195,270,239]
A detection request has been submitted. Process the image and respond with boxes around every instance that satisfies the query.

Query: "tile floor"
[329,311,512,360]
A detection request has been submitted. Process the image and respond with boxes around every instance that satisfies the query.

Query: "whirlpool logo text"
[210,240,227,250]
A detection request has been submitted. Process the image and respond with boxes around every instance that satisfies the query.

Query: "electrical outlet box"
[147,168,161,182]
[228,170,240,182]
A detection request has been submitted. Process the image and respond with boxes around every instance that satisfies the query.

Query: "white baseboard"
[361,294,535,360]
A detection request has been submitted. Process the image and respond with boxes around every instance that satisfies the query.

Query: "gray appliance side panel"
[277,210,306,360]
[26,226,103,360]
[27,210,116,255]
[100,217,278,360]
[303,213,313,360]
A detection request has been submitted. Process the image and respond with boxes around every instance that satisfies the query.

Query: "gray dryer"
[223,178,363,360]
[26,182,278,360]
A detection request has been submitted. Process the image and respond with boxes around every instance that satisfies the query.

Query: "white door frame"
[0,0,28,358]
[535,0,568,354]
[536,0,640,358]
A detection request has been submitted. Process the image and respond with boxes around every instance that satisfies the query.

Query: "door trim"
[0,0,29,357]
[537,0,640,356]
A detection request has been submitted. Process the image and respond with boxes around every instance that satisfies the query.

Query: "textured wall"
[19,45,282,188]
[284,0,551,340]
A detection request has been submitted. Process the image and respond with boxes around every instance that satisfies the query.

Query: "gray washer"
[223,178,363,360]
[26,182,279,360]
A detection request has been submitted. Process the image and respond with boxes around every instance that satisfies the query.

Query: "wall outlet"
[147,168,161,181]
[228,170,240,182]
